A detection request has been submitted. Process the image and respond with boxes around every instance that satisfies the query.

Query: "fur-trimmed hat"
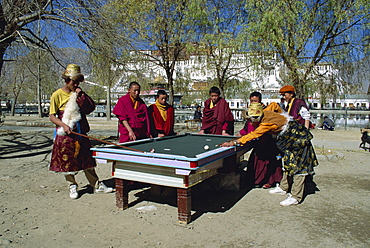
[279,85,295,94]
[247,103,264,117]
[62,64,84,82]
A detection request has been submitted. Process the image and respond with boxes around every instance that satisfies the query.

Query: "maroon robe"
[148,104,175,137]
[287,98,309,125]
[239,122,255,136]
[246,133,283,186]
[49,91,96,173]
[113,93,150,143]
[201,98,234,135]
[240,104,282,186]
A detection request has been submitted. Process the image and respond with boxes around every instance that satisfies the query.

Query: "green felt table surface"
[108,133,237,158]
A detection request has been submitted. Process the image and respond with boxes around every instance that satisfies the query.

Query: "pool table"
[91,133,253,223]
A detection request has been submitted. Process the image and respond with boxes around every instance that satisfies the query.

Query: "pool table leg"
[115,178,128,210]
[177,188,192,224]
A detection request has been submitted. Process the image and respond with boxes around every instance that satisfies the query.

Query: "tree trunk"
[320,96,326,109]
[12,94,19,116]
[288,68,306,99]
[166,69,175,106]
[106,83,111,120]
[168,78,174,106]
[218,78,225,98]
[11,101,15,116]
[0,43,10,76]
[37,54,42,118]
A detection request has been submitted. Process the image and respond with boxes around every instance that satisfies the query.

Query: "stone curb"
[14,121,54,127]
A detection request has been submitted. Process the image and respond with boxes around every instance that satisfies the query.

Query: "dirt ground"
[0,127,369,248]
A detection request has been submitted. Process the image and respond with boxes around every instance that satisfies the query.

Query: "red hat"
[279,85,295,94]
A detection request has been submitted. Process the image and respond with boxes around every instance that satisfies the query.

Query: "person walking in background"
[6,100,11,113]
[113,82,151,143]
[193,105,203,131]
[49,64,113,199]
[193,105,202,120]
[239,92,283,189]
[199,86,234,135]
[148,90,176,138]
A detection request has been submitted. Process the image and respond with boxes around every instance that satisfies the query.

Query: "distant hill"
[52,47,92,74]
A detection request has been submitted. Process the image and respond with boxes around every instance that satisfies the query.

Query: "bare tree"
[3,59,30,115]
[0,0,106,75]
[90,50,124,120]
[1,1,53,74]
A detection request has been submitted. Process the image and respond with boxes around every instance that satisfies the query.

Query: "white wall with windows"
[111,50,368,110]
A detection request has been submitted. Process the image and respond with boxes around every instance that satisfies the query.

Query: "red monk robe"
[113,92,150,143]
[49,90,96,173]
[148,101,176,137]
[201,97,234,135]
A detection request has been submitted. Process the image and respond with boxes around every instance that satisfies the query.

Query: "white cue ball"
[204,145,210,150]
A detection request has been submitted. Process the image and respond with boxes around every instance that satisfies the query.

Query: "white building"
[111,49,368,110]
[121,49,282,92]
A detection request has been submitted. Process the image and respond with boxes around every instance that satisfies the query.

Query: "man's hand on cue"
[220,141,236,147]
[63,124,72,135]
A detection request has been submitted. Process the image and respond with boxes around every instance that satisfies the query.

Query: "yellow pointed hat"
[62,64,84,81]
[247,103,264,117]
[65,64,81,76]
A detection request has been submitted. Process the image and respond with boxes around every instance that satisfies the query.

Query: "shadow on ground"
[90,171,254,223]
[0,133,53,159]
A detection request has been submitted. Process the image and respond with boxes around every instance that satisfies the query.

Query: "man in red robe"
[199,86,234,135]
[113,82,151,143]
[148,90,176,137]
[49,63,112,199]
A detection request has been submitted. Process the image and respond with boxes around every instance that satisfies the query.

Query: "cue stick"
[70,131,144,153]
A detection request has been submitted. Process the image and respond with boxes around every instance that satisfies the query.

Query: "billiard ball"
[150,149,155,153]
[204,145,210,150]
